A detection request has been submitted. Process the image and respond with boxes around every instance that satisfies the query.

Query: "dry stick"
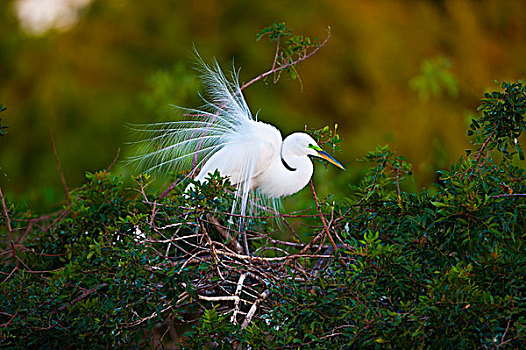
[0,305,21,328]
[57,283,108,311]
[490,193,526,199]
[230,273,247,325]
[309,180,338,254]
[241,289,269,329]
[124,305,172,328]
[475,130,496,164]
[0,187,17,269]
[106,147,121,172]
[267,237,331,250]
[215,248,332,263]
[499,312,513,348]
[18,218,36,245]
[298,228,327,255]
[206,214,243,254]
[1,265,18,284]
[43,208,69,233]
[197,295,240,302]
[158,177,187,200]
[200,221,225,280]
[178,252,211,273]
[271,35,280,72]
[465,129,497,182]
[48,126,70,204]
[360,159,387,205]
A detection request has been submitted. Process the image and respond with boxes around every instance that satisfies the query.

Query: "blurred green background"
[1,0,526,213]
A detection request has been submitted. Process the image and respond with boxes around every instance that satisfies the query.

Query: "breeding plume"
[130,59,344,218]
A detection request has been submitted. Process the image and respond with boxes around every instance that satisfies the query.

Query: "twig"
[106,147,121,172]
[43,208,70,233]
[198,295,240,302]
[490,193,526,199]
[200,221,225,280]
[395,165,401,200]
[146,233,200,244]
[241,289,269,329]
[498,313,513,348]
[158,178,185,200]
[298,229,327,255]
[48,126,70,204]
[358,160,384,205]
[309,180,338,254]
[0,305,21,328]
[18,218,36,245]
[240,27,331,91]
[215,248,333,263]
[271,36,280,72]
[475,130,496,164]
[230,273,247,324]
[0,186,17,269]
[206,214,243,254]
[58,283,107,311]
[267,237,330,249]
[1,266,18,284]
[123,305,172,328]
[178,254,212,273]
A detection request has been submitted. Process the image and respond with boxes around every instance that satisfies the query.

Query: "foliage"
[351,144,413,202]
[256,22,324,82]
[471,81,526,160]
[308,123,344,171]
[181,307,244,349]
[308,123,343,153]
[1,81,525,348]
[409,57,459,101]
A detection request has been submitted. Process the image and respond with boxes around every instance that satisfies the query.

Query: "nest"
[140,179,354,332]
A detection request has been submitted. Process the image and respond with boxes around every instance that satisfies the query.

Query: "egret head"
[285,133,345,170]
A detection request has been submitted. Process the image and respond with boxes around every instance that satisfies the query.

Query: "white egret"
[130,58,344,221]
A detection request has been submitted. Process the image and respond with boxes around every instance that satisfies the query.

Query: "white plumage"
[130,58,344,219]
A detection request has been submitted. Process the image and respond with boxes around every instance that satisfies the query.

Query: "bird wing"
[194,121,281,218]
[127,56,256,178]
[195,121,280,187]
[128,55,283,218]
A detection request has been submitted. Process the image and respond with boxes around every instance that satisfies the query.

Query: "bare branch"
[48,126,70,204]
[58,283,108,312]
[231,273,247,324]
[241,289,269,329]
[106,147,121,172]
[0,186,17,269]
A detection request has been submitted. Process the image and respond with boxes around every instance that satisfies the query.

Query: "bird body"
[254,132,316,198]
[193,119,280,194]
[130,58,344,218]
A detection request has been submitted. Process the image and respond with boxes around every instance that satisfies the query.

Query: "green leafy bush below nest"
[1,83,525,349]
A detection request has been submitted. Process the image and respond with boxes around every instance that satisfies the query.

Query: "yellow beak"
[315,148,345,170]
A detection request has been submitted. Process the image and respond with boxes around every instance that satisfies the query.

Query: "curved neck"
[280,142,297,172]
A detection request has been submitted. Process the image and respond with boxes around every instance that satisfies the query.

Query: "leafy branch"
[240,22,330,91]
[470,81,526,161]
[308,123,343,154]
